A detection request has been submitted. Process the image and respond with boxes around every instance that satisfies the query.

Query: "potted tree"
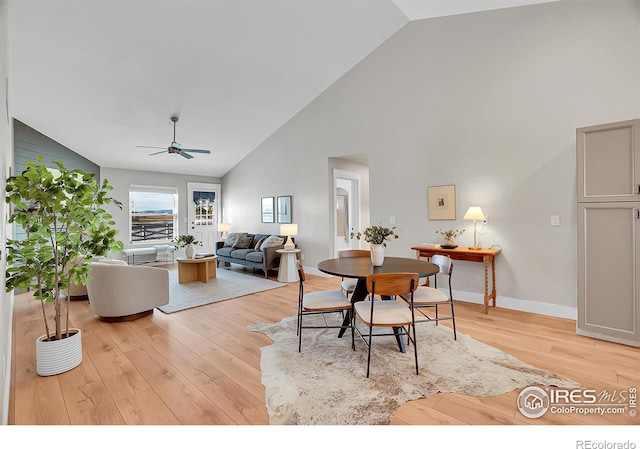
[5,158,124,376]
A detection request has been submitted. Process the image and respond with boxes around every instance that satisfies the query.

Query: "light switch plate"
[551,215,560,226]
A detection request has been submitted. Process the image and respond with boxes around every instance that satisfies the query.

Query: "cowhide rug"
[249,314,579,425]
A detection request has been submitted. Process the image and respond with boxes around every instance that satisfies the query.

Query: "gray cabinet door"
[577,202,640,347]
[577,119,640,203]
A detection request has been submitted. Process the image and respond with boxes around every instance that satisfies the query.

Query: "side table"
[276,249,301,282]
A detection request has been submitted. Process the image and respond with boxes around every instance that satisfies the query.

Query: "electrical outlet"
[390,215,396,225]
[300,253,304,261]
[551,215,560,226]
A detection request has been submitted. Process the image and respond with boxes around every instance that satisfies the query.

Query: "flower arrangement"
[351,224,399,247]
[173,234,200,248]
[436,228,465,245]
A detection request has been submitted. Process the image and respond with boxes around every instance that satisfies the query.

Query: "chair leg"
[366,325,373,378]
[450,301,457,341]
[412,323,419,375]
[298,310,303,352]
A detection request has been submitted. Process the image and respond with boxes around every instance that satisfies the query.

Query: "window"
[129,185,178,243]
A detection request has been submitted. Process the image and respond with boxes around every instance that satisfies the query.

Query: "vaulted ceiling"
[8,0,557,177]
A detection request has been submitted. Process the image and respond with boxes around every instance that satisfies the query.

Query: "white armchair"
[86,262,170,321]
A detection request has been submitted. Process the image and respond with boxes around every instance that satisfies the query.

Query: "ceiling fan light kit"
[136,116,211,159]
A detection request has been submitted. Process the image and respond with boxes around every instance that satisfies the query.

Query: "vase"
[185,244,194,259]
[370,244,384,266]
[36,328,82,376]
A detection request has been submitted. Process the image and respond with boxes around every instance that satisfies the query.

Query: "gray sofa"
[215,233,295,278]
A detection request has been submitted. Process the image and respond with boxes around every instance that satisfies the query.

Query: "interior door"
[187,182,221,253]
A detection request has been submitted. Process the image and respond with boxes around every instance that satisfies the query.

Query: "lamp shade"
[280,224,298,236]
[463,207,485,221]
[219,223,232,232]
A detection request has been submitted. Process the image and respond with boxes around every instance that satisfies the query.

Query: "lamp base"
[468,246,482,251]
[284,236,295,251]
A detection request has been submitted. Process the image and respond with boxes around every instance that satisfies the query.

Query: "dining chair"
[402,254,457,340]
[296,261,354,353]
[354,272,419,378]
[337,249,371,298]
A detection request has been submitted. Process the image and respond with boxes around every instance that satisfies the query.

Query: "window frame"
[129,184,179,245]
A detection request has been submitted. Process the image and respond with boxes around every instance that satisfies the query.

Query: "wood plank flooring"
[8,266,640,426]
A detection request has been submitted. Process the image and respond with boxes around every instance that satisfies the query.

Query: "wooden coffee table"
[177,256,218,284]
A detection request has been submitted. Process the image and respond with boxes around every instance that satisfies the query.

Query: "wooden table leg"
[482,255,497,314]
[483,256,490,314]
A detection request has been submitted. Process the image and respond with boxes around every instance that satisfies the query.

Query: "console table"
[411,245,502,314]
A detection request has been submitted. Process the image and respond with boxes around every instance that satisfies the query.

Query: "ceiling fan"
[136,116,211,159]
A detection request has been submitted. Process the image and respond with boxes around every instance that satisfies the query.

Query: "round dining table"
[317,256,439,351]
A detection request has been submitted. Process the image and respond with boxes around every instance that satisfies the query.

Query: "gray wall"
[0,0,11,426]
[222,0,640,317]
[100,167,221,258]
[14,120,99,176]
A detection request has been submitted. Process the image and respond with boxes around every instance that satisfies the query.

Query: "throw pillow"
[260,235,285,251]
[234,234,254,249]
[254,236,267,250]
[224,232,243,248]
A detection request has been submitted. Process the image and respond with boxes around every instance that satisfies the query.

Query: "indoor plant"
[436,228,465,248]
[5,158,123,376]
[351,224,399,266]
[173,234,200,258]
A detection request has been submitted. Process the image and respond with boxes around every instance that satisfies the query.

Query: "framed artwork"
[261,197,275,223]
[428,184,456,220]
[277,195,292,224]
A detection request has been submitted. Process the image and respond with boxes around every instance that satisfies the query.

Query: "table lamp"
[463,206,485,250]
[219,223,232,240]
[280,224,298,251]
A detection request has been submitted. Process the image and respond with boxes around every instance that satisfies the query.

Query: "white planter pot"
[370,244,385,267]
[36,328,83,376]
[185,244,194,259]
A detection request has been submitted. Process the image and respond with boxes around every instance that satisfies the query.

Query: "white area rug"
[250,314,579,425]
[158,268,285,313]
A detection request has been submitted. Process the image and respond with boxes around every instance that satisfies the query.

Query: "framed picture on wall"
[427,184,456,220]
[277,195,292,223]
[261,197,275,223]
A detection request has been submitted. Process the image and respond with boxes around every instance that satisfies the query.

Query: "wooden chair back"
[338,249,370,258]
[296,260,306,282]
[366,273,419,297]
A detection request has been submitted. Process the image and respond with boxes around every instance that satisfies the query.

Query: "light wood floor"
[8,266,640,425]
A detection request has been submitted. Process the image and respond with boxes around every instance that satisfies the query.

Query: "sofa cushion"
[260,235,285,250]
[216,247,234,257]
[230,249,255,260]
[254,236,267,250]
[224,232,244,248]
[245,251,264,263]
[234,234,254,249]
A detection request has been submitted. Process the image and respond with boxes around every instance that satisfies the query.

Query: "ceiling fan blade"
[180,151,194,159]
[181,148,211,154]
[148,151,166,156]
[137,145,166,150]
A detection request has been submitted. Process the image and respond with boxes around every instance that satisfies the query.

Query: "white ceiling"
[8,0,558,177]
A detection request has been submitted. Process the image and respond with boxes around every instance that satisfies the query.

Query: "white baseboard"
[303,266,333,277]
[452,289,577,320]
[305,270,577,320]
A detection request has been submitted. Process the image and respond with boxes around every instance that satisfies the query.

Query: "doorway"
[187,182,221,253]
[332,169,361,257]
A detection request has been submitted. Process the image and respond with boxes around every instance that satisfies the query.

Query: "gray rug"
[158,268,285,313]
[249,314,579,425]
